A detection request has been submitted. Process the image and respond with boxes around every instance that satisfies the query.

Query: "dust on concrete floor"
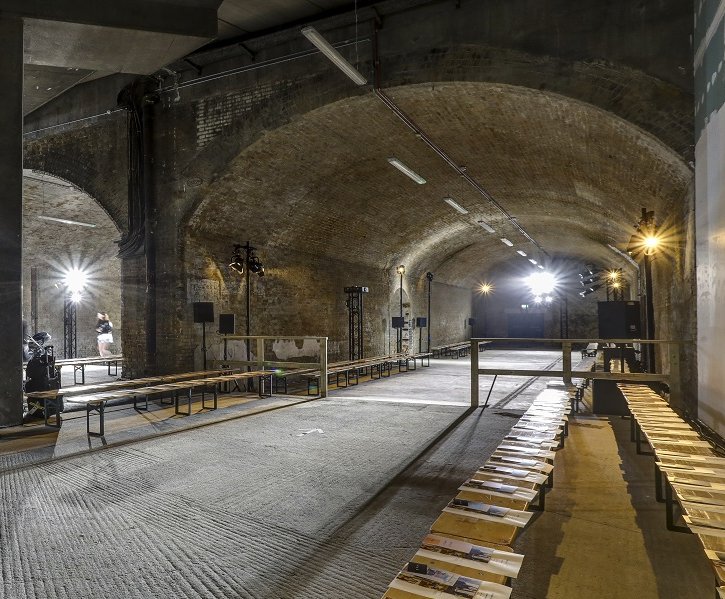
[2,350,710,598]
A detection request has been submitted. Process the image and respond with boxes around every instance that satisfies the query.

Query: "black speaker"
[391,317,405,329]
[597,301,641,338]
[219,313,235,334]
[468,318,476,326]
[416,317,427,327]
[193,302,214,323]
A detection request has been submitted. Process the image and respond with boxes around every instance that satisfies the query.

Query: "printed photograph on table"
[420,535,494,563]
[399,563,481,598]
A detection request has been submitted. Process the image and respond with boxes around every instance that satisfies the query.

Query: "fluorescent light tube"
[529,258,537,264]
[37,215,96,228]
[387,157,426,184]
[500,238,513,246]
[443,197,468,214]
[301,26,367,85]
[477,220,495,233]
[517,250,527,256]
[537,264,545,269]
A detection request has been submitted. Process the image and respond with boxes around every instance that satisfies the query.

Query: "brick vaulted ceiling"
[189,81,691,287]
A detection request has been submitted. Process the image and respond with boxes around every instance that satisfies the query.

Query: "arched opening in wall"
[22,170,122,358]
[183,82,691,375]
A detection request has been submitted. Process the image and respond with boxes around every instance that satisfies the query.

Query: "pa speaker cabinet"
[391,317,405,329]
[598,301,641,338]
[415,317,427,327]
[193,302,214,323]
[219,313,235,334]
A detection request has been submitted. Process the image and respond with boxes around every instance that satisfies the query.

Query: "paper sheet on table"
[459,480,538,502]
[389,570,512,599]
[417,534,524,578]
[489,455,554,474]
[442,500,532,528]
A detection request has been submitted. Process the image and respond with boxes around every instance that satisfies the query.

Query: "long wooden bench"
[305,354,407,395]
[77,370,275,437]
[381,387,570,599]
[28,369,275,436]
[52,355,124,384]
[431,341,492,359]
[25,368,234,426]
[619,383,725,595]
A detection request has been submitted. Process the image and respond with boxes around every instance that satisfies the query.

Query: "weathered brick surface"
[18,0,695,381]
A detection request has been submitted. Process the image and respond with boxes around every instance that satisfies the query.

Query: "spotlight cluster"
[229,244,265,277]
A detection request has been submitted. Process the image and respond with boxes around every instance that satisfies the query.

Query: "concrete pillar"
[0,16,24,426]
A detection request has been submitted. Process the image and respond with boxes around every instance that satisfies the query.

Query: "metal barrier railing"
[469,338,681,409]
[210,335,328,397]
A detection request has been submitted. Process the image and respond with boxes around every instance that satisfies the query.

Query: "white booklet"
[389,562,512,599]
[416,534,524,578]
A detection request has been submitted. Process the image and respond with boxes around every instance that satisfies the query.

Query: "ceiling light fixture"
[301,26,367,85]
[387,157,426,184]
[516,250,527,257]
[443,197,468,214]
[477,220,495,233]
[38,215,96,228]
[528,258,537,264]
[500,238,513,246]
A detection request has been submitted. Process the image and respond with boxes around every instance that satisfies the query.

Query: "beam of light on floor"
[336,396,470,407]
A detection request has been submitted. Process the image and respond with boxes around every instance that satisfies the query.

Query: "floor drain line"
[491,358,562,409]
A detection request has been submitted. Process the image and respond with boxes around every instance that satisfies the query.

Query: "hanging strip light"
[301,26,367,85]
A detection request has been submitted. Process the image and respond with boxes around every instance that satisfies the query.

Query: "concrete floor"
[0,350,714,598]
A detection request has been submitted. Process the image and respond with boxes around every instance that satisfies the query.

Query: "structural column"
[0,17,25,426]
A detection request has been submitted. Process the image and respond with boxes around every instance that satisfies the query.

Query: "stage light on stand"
[229,245,244,274]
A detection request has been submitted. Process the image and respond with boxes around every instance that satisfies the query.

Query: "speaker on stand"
[193,302,214,370]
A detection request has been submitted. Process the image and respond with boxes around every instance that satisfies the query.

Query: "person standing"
[96,312,114,357]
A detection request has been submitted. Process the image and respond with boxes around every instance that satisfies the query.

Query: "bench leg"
[43,397,62,429]
[175,389,192,416]
[202,385,218,410]
[87,403,105,437]
[665,477,691,534]
[134,394,149,411]
[531,484,546,511]
[258,374,272,398]
[635,422,653,455]
[655,462,665,503]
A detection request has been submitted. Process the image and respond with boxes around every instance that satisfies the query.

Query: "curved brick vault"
[189,81,691,288]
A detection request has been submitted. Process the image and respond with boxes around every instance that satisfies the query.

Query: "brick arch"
[186,81,689,286]
[178,39,691,234]
[23,114,128,235]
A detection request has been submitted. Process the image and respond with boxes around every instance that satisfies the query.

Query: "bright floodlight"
[533,295,543,304]
[643,235,660,255]
[64,268,87,294]
[479,282,493,295]
[525,271,557,296]
[69,291,83,303]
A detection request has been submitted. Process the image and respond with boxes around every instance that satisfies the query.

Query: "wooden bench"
[431,341,492,359]
[619,383,725,594]
[28,369,274,436]
[305,354,407,395]
[78,370,275,436]
[570,355,596,413]
[52,355,124,384]
[25,368,234,426]
[580,342,598,358]
[381,386,571,599]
